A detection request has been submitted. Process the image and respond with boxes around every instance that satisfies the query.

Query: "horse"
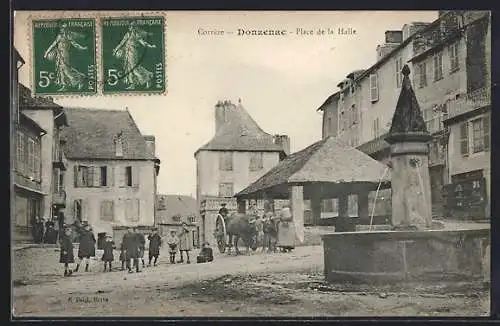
[225,213,259,255]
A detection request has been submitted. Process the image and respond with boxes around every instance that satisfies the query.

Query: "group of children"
[59,222,214,276]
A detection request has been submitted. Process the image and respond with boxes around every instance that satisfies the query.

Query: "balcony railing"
[446,87,491,119]
[52,149,68,170]
[52,189,67,206]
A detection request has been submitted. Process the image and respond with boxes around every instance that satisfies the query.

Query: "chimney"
[274,134,290,156]
[143,135,156,156]
[376,44,399,61]
[385,30,403,44]
[215,100,235,132]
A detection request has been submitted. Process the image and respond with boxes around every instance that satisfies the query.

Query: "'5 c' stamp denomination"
[32,18,97,95]
[101,16,166,94]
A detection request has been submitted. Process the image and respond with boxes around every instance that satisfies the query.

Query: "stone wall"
[322,228,490,284]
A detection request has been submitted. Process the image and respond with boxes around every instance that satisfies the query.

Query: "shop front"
[444,169,489,220]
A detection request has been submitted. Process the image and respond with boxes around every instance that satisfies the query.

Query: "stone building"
[319,11,491,219]
[195,99,289,245]
[407,11,491,219]
[156,194,199,248]
[19,84,69,224]
[60,107,160,239]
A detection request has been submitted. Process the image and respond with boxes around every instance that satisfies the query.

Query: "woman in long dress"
[113,21,156,90]
[277,207,296,253]
[43,23,88,91]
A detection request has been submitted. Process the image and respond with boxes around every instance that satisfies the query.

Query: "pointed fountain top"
[385,64,432,144]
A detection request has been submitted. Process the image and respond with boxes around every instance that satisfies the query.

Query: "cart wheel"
[215,215,227,254]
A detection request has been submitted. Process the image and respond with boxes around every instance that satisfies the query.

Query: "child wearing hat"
[166,229,179,264]
[59,226,75,277]
[148,228,162,267]
[101,234,116,272]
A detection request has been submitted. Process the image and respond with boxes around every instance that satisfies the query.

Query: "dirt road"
[12,245,489,317]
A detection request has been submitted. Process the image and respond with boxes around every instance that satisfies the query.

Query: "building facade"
[319,11,491,220]
[61,108,160,238]
[156,194,199,248]
[195,99,289,245]
[19,84,69,224]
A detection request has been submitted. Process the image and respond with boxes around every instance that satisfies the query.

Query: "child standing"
[148,228,162,267]
[166,229,179,264]
[59,226,75,277]
[101,235,115,272]
[119,242,126,271]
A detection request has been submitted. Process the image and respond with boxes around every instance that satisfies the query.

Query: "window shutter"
[109,166,115,186]
[370,74,379,102]
[132,166,140,188]
[134,199,140,222]
[87,166,94,187]
[460,122,469,156]
[74,165,79,187]
[94,167,101,187]
[82,198,89,222]
[483,116,490,150]
[117,167,125,187]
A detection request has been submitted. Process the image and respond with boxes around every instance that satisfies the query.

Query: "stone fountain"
[321,65,490,284]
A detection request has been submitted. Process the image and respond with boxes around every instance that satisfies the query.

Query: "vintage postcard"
[11,10,491,318]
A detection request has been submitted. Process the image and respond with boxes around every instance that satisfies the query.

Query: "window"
[395,56,403,88]
[471,117,488,153]
[172,214,181,222]
[372,118,380,138]
[188,216,196,223]
[369,74,379,102]
[460,116,490,156]
[459,122,469,156]
[219,152,233,171]
[418,62,427,88]
[125,199,140,222]
[327,117,332,135]
[249,152,264,171]
[433,52,443,81]
[16,131,24,174]
[100,200,114,221]
[34,139,41,181]
[218,183,234,197]
[27,138,35,179]
[115,138,123,157]
[125,166,132,186]
[449,42,459,72]
[350,82,356,96]
[100,166,108,186]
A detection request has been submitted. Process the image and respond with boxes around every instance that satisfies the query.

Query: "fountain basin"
[321,228,490,284]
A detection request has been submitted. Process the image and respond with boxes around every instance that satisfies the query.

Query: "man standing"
[122,227,140,273]
[218,203,228,217]
[74,223,96,272]
[178,222,193,264]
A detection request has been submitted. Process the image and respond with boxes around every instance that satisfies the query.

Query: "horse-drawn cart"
[214,213,259,254]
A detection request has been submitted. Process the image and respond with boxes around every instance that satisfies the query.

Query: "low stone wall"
[322,228,490,284]
[301,225,391,246]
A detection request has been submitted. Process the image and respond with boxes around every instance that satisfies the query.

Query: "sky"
[14,10,438,197]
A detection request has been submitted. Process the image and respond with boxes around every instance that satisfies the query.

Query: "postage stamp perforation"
[26,11,168,98]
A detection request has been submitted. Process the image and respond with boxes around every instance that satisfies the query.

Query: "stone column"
[357,191,369,222]
[338,194,349,217]
[290,185,304,243]
[388,143,433,229]
[311,196,322,225]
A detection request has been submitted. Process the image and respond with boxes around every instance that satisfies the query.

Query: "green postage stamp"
[32,18,97,95]
[101,16,166,94]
